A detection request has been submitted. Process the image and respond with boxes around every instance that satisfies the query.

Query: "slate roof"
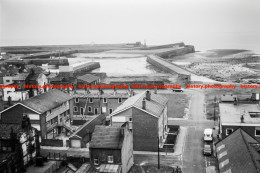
[75,163,98,173]
[28,73,42,81]
[77,74,100,84]
[70,114,106,140]
[50,76,65,82]
[21,89,73,114]
[89,125,124,149]
[13,73,29,81]
[216,128,260,173]
[111,91,168,117]
[0,124,21,139]
[74,91,129,99]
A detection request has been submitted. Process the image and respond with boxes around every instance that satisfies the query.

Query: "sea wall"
[156,45,195,58]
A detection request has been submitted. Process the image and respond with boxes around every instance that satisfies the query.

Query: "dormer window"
[118,98,122,103]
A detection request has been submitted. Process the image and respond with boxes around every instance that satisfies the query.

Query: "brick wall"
[132,107,158,151]
[222,125,260,141]
[0,104,36,124]
[41,139,63,147]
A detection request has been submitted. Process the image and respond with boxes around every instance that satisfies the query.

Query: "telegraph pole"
[158,136,160,169]
[214,96,217,125]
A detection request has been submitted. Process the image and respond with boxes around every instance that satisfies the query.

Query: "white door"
[71,139,81,148]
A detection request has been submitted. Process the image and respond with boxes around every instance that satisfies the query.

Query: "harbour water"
[68,53,168,76]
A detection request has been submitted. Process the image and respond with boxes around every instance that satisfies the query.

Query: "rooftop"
[219,103,260,124]
[77,74,100,84]
[69,114,106,140]
[89,125,124,149]
[111,91,168,117]
[74,91,129,99]
[22,89,73,114]
[216,128,260,173]
[13,72,29,81]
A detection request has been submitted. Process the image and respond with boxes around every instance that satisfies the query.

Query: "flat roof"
[219,103,260,124]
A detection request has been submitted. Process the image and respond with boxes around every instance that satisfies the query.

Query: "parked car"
[172,88,183,92]
[203,144,212,156]
[204,128,213,141]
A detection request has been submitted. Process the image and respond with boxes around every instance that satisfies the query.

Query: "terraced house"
[73,91,129,118]
[111,90,168,151]
[0,89,74,140]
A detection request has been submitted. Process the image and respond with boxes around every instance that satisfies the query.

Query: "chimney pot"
[146,90,151,101]
[142,98,146,109]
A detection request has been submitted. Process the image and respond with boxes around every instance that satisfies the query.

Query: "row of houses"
[0,87,169,173]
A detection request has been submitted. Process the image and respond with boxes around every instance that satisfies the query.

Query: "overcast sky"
[1,0,260,51]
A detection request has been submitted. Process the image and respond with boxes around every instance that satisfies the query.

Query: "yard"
[160,93,190,118]
[204,87,253,120]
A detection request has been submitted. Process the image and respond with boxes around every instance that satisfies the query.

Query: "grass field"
[160,93,190,118]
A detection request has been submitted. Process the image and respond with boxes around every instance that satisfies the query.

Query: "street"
[169,89,216,173]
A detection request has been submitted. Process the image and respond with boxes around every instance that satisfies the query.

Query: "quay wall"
[156,45,195,58]
[147,55,194,76]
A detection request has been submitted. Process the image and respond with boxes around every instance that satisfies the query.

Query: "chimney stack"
[154,87,157,94]
[146,90,151,101]
[142,98,146,110]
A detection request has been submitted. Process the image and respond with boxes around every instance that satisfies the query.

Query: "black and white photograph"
[0,0,260,172]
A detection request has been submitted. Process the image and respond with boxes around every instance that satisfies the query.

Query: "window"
[89,98,93,103]
[75,98,79,103]
[129,117,132,122]
[118,98,122,103]
[88,106,92,112]
[80,107,84,115]
[217,144,225,152]
[218,150,227,159]
[74,107,78,112]
[255,129,260,136]
[94,159,99,166]
[6,80,10,82]
[226,128,233,136]
[109,108,113,114]
[103,98,107,103]
[219,159,229,169]
[107,155,114,163]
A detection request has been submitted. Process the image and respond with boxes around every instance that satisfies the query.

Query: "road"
[168,89,216,173]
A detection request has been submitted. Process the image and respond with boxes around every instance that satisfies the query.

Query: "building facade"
[111,90,168,151]
[89,123,133,173]
[0,89,74,140]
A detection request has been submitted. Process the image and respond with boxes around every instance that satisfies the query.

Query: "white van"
[204,128,213,141]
